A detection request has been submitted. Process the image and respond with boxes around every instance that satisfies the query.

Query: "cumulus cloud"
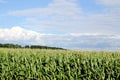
[1,26,120,51]
[0,26,44,44]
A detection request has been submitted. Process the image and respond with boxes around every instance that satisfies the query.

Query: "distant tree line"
[0,43,65,50]
[0,43,22,48]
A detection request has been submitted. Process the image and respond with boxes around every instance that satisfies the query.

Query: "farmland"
[0,48,120,80]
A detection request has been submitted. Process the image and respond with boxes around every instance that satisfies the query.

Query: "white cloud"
[28,12,120,34]
[1,0,120,51]
[96,0,120,7]
[96,0,120,14]
[0,26,44,44]
[26,18,39,23]
[9,0,82,19]
[7,0,120,34]
[8,0,82,33]
[1,26,120,51]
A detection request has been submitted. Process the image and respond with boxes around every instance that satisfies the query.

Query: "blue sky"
[0,0,120,50]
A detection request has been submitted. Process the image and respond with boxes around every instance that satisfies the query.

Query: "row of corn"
[0,49,120,80]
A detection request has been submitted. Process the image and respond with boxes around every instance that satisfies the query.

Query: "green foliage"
[0,43,65,50]
[30,45,65,50]
[0,49,120,80]
[0,43,21,48]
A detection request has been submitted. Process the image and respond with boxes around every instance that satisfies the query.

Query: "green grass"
[0,48,120,80]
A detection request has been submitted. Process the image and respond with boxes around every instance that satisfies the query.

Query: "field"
[0,48,120,80]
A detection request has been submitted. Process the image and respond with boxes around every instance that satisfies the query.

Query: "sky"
[0,0,120,50]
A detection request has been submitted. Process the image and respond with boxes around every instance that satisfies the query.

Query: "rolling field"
[0,48,120,80]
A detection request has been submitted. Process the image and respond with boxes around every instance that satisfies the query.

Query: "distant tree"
[0,43,65,50]
[0,43,21,48]
[24,45,30,48]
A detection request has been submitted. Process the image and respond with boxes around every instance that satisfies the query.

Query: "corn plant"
[0,48,120,80]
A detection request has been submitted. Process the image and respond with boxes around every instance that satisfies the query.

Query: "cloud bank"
[7,0,120,34]
[1,26,120,51]
[1,0,120,51]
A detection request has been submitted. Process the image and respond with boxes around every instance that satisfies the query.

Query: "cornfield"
[0,48,120,80]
